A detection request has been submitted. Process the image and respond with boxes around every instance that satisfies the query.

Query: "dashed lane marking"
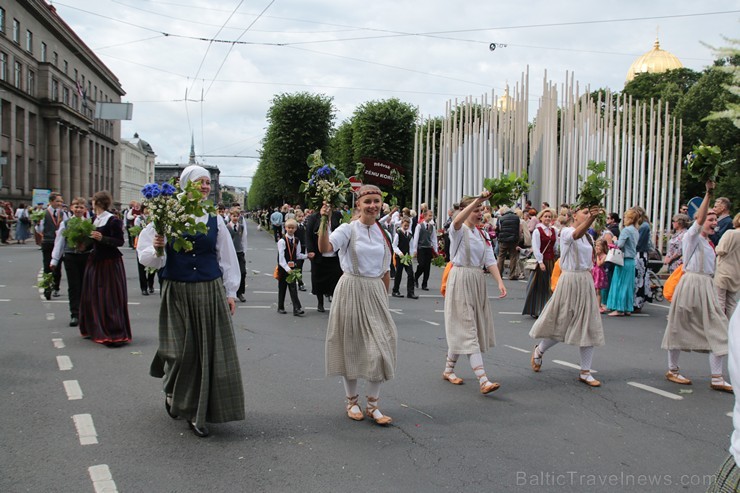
[63,380,83,400]
[435,309,444,313]
[0,299,10,301]
[421,319,440,326]
[72,414,99,445]
[389,309,403,314]
[728,412,733,418]
[238,305,272,309]
[254,291,278,294]
[127,302,141,306]
[499,311,521,315]
[57,355,73,371]
[553,360,598,373]
[46,313,55,321]
[504,345,530,353]
[52,338,65,349]
[89,465,118,493]
[627,382,683,401]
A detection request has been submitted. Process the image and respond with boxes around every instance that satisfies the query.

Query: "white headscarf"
[179,165,209,186]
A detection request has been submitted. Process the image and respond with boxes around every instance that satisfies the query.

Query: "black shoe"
[238,294,246,302]
[69,317,79,327]
[52,290,61,298]
[421,286,429,291]
[44,289,51,300]
[294,309,305,316]
[165,395,180,420]
[148,287,155,294]
[407,293,419,299]
[391,292,403,298]
[298,284,306,292]
[187,420,209,438]
[317,305,325,313]
[277,308,287,314]
[142,290,149,296]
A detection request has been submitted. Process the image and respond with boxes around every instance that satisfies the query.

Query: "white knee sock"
[579,346,594,371]
[468,352,489,384]
[537,338,558,355]
[667,349,681,371]
[710,353,727,379]
[444,351,460,378]
[365,381,385,419]
[342,377,358,398]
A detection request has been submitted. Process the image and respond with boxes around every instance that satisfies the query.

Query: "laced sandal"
[473,366,500,394]
[665,369,692,385]
[365,396,392,425]
[710,375,733,393]
[442,357,463,385]
[531,345,543,372]
[578,370,601,387]
[345,394,364,421]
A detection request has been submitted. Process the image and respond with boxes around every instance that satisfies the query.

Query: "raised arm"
[452,190,491,230]
[694,180,714,226]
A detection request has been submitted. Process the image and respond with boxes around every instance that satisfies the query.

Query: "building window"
[0,52,6,81]
[74,69,78,81]
[51,78,59,101]
[53,52,58,66]
[27,69,34,96]
[14,61,21,89]
[25,30,32,52]
[0,7,5,34]
[63,60,68,74]
[12,19,19,44]
[72,93,78,109]
[63,86,69,105]
[41,42,46,62]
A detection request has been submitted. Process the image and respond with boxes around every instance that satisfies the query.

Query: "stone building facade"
[120,133,155,206]
[0,0,124,206]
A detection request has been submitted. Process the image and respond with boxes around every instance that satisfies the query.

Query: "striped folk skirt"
[661,272,729,355]
[529,270,605,347]
[522,258,554,317]
[606,258,636,313]
[444,266,495,354]
[707,455,740,493]
[79,256,132,344]
[150,279,245,427]
[325,274,397,382]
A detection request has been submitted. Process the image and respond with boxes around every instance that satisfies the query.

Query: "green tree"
[252,92,335,207]
[350,98,418,203]
[326,120,354,176]
[622,68,701,111]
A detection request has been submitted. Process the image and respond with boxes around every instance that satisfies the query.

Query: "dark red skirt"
[79,257,132,345]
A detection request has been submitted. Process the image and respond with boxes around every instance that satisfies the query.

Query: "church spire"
[188,133,196,164]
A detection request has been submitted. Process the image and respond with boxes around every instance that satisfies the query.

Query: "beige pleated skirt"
[661,272,729,355]
[444,266,495,354]
[529,270,605,347]
[325,274,397,382]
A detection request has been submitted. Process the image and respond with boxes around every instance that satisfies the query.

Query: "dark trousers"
[497,241,519,279]
[414,247,433,288]
[64,252,89,317]
[137,256,155,291]
[393,257,415,295]
[42,242,62,290]
[0,220,9,243]
[236,251,247,296]
[272,225,282,242]
[277,267,301,311]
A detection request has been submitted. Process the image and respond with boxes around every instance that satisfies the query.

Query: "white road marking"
[628,382,683,401]
[504,345,530,353]
[254,291,278,294]
[418,294,442,298]
[728,412,733,418]
[52,338,65,349]
[46,313,55,321]
[127,302,141,306]
[553,360,598,373]
[89,465,118,493]
[57,355,73,371]
[73,414,99,445]
[652,304,670,309]
[63,380,83,400]
[0,299,10,301]
[498,311,521,315]
[252,270,261,274]
[389,309,403,314]
[263,273,273,277]
[631,313,649,317]
[238,305,272,309]
[435,309,444,313]
[421,319,440,326]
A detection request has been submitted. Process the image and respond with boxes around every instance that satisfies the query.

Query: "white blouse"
[330,221,389,278]
[136,215,241,297]
[532,225,557,263]
[449,224,496,268]
[558,227,593,272]
[682,221,715,275]
[277,235,307,272]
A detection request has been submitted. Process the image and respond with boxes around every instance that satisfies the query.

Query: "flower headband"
[355,188,382,199]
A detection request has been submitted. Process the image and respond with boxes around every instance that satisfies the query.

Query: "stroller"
[647,258,665,302]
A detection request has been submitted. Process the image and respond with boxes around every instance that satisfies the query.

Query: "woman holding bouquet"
[137,165,245,437]
[78,191,131,345]
[318,185,398,425]
[529,204,605,387]
[441,191,507,395]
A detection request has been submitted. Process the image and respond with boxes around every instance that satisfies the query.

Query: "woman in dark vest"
[522,208,558,318]
[78,191,131,345]
[137,165,244,438]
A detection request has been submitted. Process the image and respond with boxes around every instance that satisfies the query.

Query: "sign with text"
[360,157,404,188]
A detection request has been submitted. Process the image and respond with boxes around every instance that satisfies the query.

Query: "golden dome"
[497,84,512,111]
[626,38,683,82]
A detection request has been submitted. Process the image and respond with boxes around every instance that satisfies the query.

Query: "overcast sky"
[53,0,739,191]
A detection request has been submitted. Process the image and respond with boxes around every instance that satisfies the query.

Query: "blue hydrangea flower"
[317,165,332,178]
[161,183,177,196]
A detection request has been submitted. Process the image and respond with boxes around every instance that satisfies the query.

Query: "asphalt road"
[0,221,733,493]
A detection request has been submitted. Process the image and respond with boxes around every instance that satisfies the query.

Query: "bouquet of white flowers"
[299,150,352,208]
[141,181,216,256]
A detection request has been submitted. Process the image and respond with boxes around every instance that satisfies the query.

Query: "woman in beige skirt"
[318,185,398,425]
[662,180,731,392]
[442,191,507,394]
[530,204,605,387]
